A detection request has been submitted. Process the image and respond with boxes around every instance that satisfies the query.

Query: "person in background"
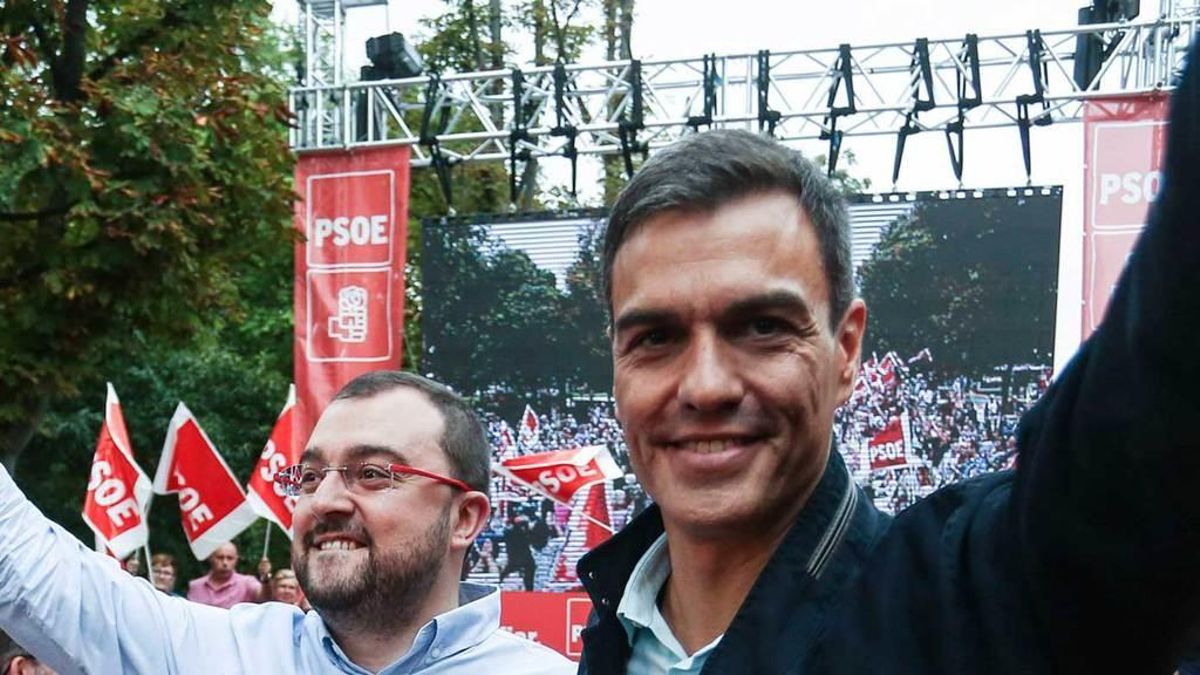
[120,553,142,577]
[150,553,181,597]
[0,629,56,675]
[269,568,308,610]
[186,542,270,609]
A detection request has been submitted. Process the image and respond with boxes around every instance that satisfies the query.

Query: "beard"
[296,505,451,631]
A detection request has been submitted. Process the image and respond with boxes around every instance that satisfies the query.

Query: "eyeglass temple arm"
[387,464,473,492]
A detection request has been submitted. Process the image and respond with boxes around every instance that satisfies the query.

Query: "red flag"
[153,403,258,560]
[293,146,411,459]
[869,413,911,471]
[554,482,613,584]
[82,383,152,560]
[518,405,540,446]
[1082,94,1169,340]
[495,421,518,459]
[877,353,899,388]
[495,445,622,505]
[246,385,299,535]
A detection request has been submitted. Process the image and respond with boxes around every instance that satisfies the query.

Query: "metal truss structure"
[298,0,387,88]
[290,1,1198,191]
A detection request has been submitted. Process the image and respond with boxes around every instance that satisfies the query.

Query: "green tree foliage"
[422,216,611,417]
[857,195,1061,377]
[0,0,296,473]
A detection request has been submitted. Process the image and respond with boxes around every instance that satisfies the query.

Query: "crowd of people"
[833,356,1050,513]
[463,357,1050,590]
[119,542,309,609]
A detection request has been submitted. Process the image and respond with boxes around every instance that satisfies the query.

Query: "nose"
[677,330,745,415]
[306,469,355,520]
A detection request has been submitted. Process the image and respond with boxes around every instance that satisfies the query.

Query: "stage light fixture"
[361,32,424,81]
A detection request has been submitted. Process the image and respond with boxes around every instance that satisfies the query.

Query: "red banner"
[246,384,299,535]
[82,383,152,560]
[153,403,258,559]
[294,146,411,454]
[500,591,592,661]
[869,414,910,471]
[495,446,623,504]
[1082,94,1170,339]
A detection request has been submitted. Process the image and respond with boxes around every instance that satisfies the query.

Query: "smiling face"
[610,190,865,540]
[291,387,462,622]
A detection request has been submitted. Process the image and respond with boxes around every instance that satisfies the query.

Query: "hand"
[257,557,271,581]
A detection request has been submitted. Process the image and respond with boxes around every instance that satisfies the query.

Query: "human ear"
[449,491,491,553]
[833,299,868,404]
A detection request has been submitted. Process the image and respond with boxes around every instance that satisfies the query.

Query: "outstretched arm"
[0,466,231,673]
[1013,37,1200,671]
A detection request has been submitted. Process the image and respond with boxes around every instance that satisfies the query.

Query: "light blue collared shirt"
[0,466,574,675]
[615,533,722,675]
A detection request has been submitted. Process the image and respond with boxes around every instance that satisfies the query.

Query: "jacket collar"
[577,449,885,673]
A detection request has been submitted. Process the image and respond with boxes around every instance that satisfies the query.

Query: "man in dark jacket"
[576,37,1200,675]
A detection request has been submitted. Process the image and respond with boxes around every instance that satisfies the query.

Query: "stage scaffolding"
[289,1,1198,190]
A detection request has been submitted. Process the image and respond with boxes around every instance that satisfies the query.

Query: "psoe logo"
[328,286,369,343]
[306,170,395,268]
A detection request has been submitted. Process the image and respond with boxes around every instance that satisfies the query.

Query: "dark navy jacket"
[577,37,1200,675]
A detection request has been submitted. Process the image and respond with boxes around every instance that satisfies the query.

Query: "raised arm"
[1012,37,1200,671]
[0,465,238,673]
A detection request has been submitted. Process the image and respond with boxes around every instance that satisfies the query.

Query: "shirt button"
[431,647,442,658]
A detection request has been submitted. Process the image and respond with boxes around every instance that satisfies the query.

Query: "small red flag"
[246,385,300,536]
[869,413,911,472]
[153,403,258,560]
[495,445,622,505]
[82,383,152,560]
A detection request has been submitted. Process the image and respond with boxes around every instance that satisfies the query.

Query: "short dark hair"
[602,129,855,328]
[0,629,33,670]
[333,371,491,498]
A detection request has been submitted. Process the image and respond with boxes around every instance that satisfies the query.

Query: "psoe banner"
[1082,94,1169,339]
[293,146,411,451]
[500,592,592,661]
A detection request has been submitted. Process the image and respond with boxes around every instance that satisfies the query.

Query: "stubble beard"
[297,505,451,634]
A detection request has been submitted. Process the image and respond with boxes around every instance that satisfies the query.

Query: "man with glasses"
[0,371,573,674]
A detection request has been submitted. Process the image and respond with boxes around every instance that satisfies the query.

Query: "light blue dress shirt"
[0,466,574,675]
[615,533,722,675]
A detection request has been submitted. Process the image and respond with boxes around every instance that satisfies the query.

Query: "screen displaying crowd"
[462,349,1051,592]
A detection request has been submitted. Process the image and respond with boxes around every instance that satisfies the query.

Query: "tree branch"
[53,0,89,102]
[29,19,58,69]
[86,0,236,84]
[0,201,78,222]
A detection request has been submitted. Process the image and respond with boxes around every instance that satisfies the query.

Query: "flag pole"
[262,522,272,560]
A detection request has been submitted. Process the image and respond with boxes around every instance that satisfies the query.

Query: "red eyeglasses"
[274,462,472,497]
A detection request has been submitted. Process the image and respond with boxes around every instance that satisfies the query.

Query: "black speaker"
[364,32,424,80]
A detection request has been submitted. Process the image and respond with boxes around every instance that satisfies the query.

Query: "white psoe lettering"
[174,469,215,530]
[313,215,389,247]
[1099,170,1162,206]
[87,460,140,528]
[536,463,600,495]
